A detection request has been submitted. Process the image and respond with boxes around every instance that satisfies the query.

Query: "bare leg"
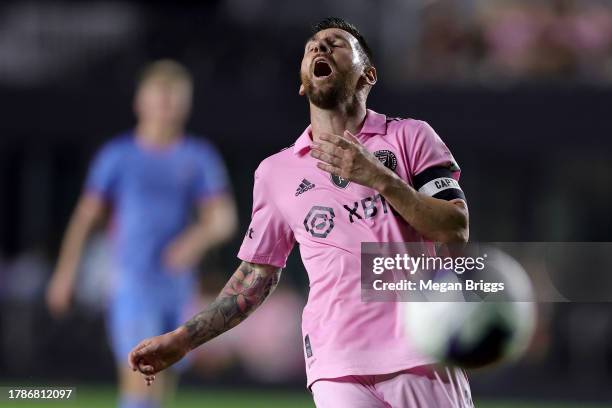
[118,364,166,408]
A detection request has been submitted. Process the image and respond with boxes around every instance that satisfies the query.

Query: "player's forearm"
[180,261,281,350]
[375,172,469,243]
[55,211,98,281]
[183,215,237,255]
[186,197,238,254]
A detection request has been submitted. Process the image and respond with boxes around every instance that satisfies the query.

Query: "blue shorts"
[107,284,192,369]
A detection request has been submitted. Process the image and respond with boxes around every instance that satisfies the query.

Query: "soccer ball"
[403,249,537,369]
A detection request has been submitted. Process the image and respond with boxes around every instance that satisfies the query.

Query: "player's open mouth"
[313,59,333,78]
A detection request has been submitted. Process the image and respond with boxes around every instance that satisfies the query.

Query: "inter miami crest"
[330,174,350,189]
[374,150,398,171]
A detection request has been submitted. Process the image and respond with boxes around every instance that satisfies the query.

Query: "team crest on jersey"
[330,174,350,189]
[374,150,398,171]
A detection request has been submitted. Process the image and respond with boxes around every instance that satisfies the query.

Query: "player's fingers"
[128,351,140,371]
[128,343,147,369]
[316,162,341,175]
[128,354,137,371]
[132,339,149,351]
[131,341,153,359]
[312,141,344,158]
[310,148,342,167]
[129,355,146,372]
[343,130,360,144]
[319,132,351,148]
[138,362,156,375]
[130,349,156,373]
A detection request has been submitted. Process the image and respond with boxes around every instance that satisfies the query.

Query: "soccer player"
[46,60,238,408]
[128,19,472,407]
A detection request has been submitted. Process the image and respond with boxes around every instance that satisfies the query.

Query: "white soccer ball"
[403,249,537,368]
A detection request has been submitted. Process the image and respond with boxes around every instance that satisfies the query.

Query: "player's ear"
[363,65,377,86]
[299,83,306,96]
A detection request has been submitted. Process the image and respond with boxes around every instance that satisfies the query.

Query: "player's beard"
[301,71,353,110]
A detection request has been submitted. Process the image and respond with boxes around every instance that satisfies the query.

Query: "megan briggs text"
[372,279,505,293]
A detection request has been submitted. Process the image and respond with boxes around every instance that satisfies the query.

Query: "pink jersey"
[238,109,462,387]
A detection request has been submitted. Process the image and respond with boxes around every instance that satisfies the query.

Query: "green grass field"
[0,386,610,408]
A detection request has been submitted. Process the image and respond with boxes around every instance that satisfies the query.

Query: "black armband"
[413,166,465,201]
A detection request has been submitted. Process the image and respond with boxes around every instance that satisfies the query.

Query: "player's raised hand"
[311,131,393,190]
[128,328,191,386]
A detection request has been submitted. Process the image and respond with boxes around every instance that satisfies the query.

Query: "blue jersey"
[85,132,229,293]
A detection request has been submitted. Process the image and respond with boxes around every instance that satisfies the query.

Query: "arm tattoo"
[183,262,280,349]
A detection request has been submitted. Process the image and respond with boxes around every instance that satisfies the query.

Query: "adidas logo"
[295,179,315,196]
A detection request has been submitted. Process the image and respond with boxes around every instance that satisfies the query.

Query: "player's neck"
[135,122,184,147]
[309,103,367,142]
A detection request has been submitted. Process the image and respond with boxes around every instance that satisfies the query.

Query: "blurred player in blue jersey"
[46,60,238,408]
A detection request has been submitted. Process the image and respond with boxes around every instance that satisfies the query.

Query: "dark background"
[0,0,611,404]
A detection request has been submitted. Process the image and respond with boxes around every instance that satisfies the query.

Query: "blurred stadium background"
[0,0,611,406]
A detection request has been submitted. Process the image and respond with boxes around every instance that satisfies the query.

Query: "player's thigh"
[377,366,473,408]
[311,377,388,408]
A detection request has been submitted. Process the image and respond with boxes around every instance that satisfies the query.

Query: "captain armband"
[413,166,465,201]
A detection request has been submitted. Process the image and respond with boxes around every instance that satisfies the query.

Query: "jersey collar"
[293,109,387,156]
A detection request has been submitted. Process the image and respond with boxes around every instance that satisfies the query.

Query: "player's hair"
[137,59,193,87]
[311,17,374,67]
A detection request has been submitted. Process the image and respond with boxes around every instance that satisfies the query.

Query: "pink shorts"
[311,365,473,408]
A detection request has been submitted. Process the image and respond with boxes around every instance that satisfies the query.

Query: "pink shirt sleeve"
[237,166,295,268]
[408,121,461,181]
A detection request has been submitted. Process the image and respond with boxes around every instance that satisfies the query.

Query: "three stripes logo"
[295,179,315,196]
